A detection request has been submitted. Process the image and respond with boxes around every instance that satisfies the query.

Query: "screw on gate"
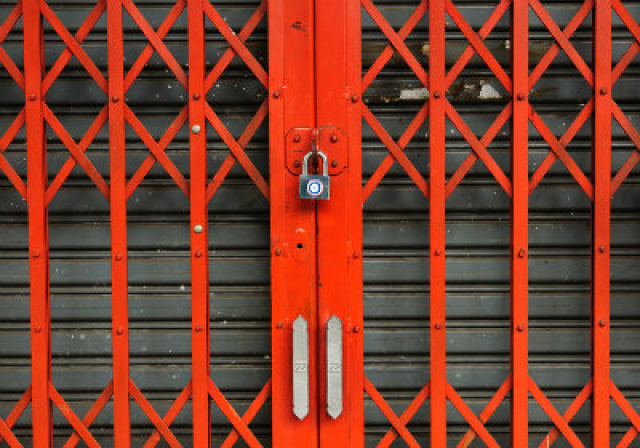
[193,224,203,233]
[191,124,201,134]
[111,95,119,103]
[192,92,201,100]
[293,134,301,143]
[28,94,37,101]
[351,94,359,103]
[516,93,526,101]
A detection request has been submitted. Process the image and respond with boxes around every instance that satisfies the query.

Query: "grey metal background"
[0,0,637,446]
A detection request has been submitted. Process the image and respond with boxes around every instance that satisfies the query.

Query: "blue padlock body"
[299,175,330,200]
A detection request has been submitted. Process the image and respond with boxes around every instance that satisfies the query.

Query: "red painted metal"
[8,0,640,445]
[269,0,317,445]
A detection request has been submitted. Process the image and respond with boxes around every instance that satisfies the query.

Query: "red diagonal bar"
[444,0,511,93]
[611,102,640,194]
[207,379,262,448]
[125,106,188,198]
[0,106,27,198]
[49,384,100,448]
[0,1,24,90]
[0,47,24,89]
[42,0,106,94]
[46,108,108,204]
[446,383,499,447]
[361,0,428,88]
[457,375,511,448]
[204,0,266,92]
[445,0,511,90]
[445,100,512,195]
[205,105,269,198]
[63,380,114,448]
[124,105,190,196]
[445,103,512,198]
[39,0,107,91]
[124,0,186,91]
[362,0,427,91]
[363,376,420,448]
[528,377,585,448]
[0,386,31,448]
[206,101,268,202]
[613,0,640,44]
[143,381,192,448]
[537,380,592,448]
[528,0,593,90]
[611,382,640,434]
[0,2,21,42]
[529,0,593,86]
[617,428,638,448]
[529,100,593,194]
[529,107,594,199]
[129,380,182,448]
[42,105,110,199]
[362,103,429,202]
[122,0,187,88]
[377,381,430,448]
[220,378,272,448]
[361,105,429,197]
[203,0,267,87]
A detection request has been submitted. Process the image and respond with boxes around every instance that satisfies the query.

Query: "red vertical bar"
[315,0,363,444]
[269,0,318,444]
[429,0,447,444]
[107,0,131,444]
[592,0,611,443]
[188,0,210,444]
[24,0,52,444]
[511,0,529,444]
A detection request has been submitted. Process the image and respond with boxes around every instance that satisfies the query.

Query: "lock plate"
[286,127,347,175]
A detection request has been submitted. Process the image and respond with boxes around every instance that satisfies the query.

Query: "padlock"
[299,151,330,200]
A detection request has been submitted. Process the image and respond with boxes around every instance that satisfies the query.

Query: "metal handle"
[292,315,309,420]
[327,315,343,419]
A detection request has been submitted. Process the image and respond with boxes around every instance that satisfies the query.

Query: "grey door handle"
[292,315,309,420]
[327,315,343,419]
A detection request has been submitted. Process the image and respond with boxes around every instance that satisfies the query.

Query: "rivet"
[32,251,40,259]
[351,94,359,103]
[435,322,442,330]
[433,91,441,99]
[191,124,201,134]
[331,160,339,168]
[599,245,606,253]
[192,92,201,100]
[331,134,339,143]
[28,94,37,101]
[273,90,281,99]
[435,248,442,256]
[517,93,525,101]
[193,224,203,233]
[518,249,526,258]
[517,324,525,332]
[599,319,607,328]
[195,249,202,258]
[353,325,360,333]
[600,87,608,95]
[353,250,360,259]
[294,160,301,168]
[115,253,123,261]
[116,327,124,335]
[275,248,282,256]
[111,95,119,103]
[275,322,284,329]
[195,325,203,332]
[34,325,41,333]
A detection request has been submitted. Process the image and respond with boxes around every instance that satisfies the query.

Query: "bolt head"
[351,94,359,103]
[433,91,441,98]
[331,160,339,168]
[34,325,42,333]
[115,253,123,261]
[275,248,282,256]
[353,325,360,333]
[518,249,526,258]
[195,249,202,258]
[353,250,360,259]
[600,87,608,95]
[273,90,281,98]
[599,245,606,253]
[193,224,204,234]
[116,328,124,335]
[192,92,201,100]
[32,251,40,259]
[435,248,442,256]
[517,93,525,101]
[599,319,607,328]
[517,324,525,332]
[293,134,301,143]
[28,94,37,101]
[195,325,203,332]
[275,322,284,329]
[191,124,201,134]
[293,160,301,169]
[111,95,119,103]
[330,134,339,143]
[435,323,442,330]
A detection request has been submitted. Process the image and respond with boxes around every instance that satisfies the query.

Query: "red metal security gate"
[0,0,639,445]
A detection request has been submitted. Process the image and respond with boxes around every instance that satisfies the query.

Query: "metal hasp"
[326,315,343,419]
[292,315,309,420]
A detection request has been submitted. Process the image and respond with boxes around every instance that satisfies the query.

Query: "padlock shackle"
[302,151,329,176]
